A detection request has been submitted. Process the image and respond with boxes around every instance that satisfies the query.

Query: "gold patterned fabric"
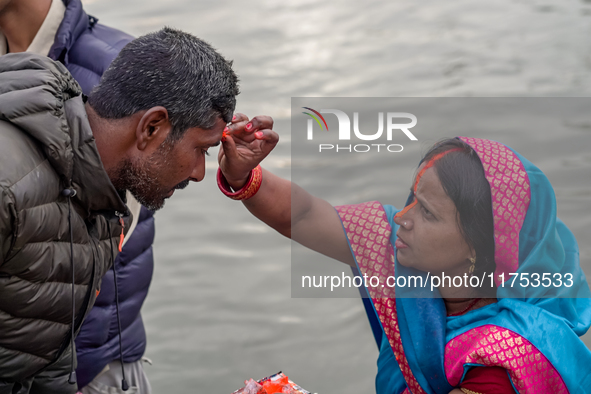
[460,388,483,394]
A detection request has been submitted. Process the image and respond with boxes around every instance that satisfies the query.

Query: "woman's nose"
[393,213,413,230]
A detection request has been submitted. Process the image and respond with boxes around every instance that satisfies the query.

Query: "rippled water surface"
[82,1,591,392]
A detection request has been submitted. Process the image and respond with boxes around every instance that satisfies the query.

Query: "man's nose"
[189,160,206,182]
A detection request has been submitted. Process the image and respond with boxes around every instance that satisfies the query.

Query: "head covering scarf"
[336,137,591,393]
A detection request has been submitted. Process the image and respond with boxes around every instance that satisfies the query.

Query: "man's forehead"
[187,120,224,144]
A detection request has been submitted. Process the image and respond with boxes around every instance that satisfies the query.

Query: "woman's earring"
[468,257,476,275]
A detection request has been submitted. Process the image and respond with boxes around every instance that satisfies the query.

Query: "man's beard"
[110,141,190,211]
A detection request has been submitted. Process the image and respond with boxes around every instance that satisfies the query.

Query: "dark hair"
[88,27,239,140]
[422,138,496,297]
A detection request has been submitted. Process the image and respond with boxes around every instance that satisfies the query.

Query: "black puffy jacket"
[0,53,129,389]
[45,0,156,387]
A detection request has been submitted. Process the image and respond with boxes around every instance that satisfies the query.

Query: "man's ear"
[135,106,172,151]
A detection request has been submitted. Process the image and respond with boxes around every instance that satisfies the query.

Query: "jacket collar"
[67,96,128,216]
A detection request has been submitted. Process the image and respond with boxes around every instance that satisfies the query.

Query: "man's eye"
[202,149,210,156]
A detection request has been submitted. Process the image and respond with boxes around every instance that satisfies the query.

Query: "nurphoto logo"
[302,107,418,153]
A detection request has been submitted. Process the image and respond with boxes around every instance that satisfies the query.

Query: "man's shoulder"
[77,22,133,54]
[66,22,133,93]
[52,0,132,81]
[69,22,133,69]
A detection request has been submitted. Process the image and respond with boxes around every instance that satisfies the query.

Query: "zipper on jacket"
[108,216,130,391]
[115,211,125,252]
[62,186,77,385]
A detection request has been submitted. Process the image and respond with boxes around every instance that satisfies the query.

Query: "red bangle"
[217,165,263,200]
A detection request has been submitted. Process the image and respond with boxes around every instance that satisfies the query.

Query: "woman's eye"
[202,149,210,156]
[421,205,432,217]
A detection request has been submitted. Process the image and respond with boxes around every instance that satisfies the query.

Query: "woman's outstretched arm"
[219,113,354,266]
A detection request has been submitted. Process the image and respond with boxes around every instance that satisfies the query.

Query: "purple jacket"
[48,0,155,388]
[49,0,132,95]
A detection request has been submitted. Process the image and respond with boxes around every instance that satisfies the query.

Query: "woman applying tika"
[218,113,591,394]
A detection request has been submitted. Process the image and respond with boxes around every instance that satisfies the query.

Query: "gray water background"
[81,0,591,392]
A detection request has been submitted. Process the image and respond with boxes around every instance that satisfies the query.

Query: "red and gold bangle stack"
[217,165,263,200]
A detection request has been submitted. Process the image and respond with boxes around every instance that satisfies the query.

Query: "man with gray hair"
[0,27,238,393]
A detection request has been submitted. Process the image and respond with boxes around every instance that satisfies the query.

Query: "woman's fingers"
[220,133,239,161]
[246,115,274,133]
[228,115,276,146]
[254,128,279,147]
[226,113,251,141]
[221,113,278,160]
[231,112,249,124]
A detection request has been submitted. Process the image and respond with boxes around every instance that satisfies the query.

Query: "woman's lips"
[395,236,409,249]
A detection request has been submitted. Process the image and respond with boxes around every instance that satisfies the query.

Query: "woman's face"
[393,166,473,276]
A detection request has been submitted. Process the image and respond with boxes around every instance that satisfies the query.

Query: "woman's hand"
[217,112,353,266]
[218,113,279,190]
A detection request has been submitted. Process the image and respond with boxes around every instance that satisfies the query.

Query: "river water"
[82,0,591,392]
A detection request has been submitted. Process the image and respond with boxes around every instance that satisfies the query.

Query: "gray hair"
[88,27,239,140]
